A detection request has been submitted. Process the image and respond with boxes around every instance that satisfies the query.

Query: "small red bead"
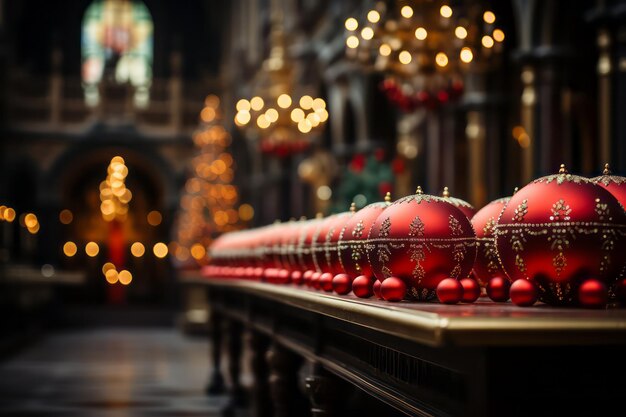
[436,278,463,304]
[303,270,313,286]
[254,267,264,280]
[263,268,277,282]
[352,275,374,298]
[510,279,538,307]
[277,269,290,284]
[486,276,511,302]
[381,277,406,302]
[310,272,321,290]
[319,273,334,292]
[291,270,303,285]
[373,280,383,299]
[460,278,481,303]
[332,274,352,295]
[578,279,607,308]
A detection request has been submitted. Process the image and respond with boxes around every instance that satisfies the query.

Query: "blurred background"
[0,0,623,414]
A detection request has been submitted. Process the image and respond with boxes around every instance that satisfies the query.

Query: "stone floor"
[0,328,235,416]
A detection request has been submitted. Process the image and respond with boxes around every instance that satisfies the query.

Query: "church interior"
[1,0,626,416]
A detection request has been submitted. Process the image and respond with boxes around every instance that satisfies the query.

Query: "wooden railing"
[180,273,626,417]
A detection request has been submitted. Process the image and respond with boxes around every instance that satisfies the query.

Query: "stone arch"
[41,138,179,212]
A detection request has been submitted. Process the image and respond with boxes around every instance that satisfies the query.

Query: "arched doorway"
[44,142,177,306]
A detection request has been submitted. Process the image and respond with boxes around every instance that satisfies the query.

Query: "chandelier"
[344,1,505,111]
[234,10,328,157]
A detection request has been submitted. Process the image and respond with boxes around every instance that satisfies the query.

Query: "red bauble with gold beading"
[338,196,391,279]
[441,187,476,219]
[591,164,626,208]
[494,165,626,306]
[471,196,511,287]
[314,210,353,274]
[366,187,477,300]
[296,218,324,273]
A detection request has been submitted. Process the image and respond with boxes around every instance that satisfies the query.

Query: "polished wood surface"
[182,275,626,347]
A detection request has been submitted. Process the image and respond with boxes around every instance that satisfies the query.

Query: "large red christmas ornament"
[380,277,406,302]
[460,278,480,303]
[486,276,510,302]
[278,220,299,272]
[471,193,513,288]
[352,275,374,298]
[332,274,351,295]
[441,187,476,218]
[311,215,339,273]
[494,164,626,306]
[316,208,353,275]
[297,217,325,273]
[367,187,477,300]
[436,278,463,304]
[510,279,538,306]
[338,193,392,280]
[615,279,626,304]
[578,279,608,308]
[591,164,626,297]
[591,164,626,207]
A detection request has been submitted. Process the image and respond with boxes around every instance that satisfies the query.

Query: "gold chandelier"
[234,9,328,157]
[344,1,505,111]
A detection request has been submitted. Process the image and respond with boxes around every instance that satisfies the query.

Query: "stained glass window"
[82,0,153,107]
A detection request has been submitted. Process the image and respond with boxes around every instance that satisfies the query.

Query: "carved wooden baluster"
[227,320,245,406]
[304,363,339,417]
[206,309,225,395]
[267,343,307,417]
[248,331,272,417]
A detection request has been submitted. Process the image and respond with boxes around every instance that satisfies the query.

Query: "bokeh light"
[153,242,168,258]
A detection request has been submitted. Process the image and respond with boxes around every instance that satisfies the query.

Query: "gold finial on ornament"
[315,212,323,219]
[442,187,450,198]
[350,202,356,213]
[384,192,391,204]
[603,163,611,176]
[513,187,519,195]
[415,186,423,195]
[559,164,567,174]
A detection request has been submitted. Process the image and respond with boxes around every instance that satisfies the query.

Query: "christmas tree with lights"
[173,95,251,268]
